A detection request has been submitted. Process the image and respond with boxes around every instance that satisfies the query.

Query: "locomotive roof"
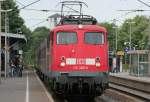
[51,25,107,32]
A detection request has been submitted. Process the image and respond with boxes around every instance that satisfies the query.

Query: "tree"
[118,16,149,50]
[24,27,49,65]
[99,22,116,51]
[1,0,32,50]
[2,0,24,33]
[31,27,49,49]
[1,0,32,66]
[99,15,149,51]
[21,25,32,50]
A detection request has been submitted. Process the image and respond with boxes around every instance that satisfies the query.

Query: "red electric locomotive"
[36,1,109,97]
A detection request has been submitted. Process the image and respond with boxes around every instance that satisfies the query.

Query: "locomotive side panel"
[36,35,51,78]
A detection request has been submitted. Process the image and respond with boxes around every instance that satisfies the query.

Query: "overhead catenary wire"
[115,11,136,21]
[116,9,150,21]
[114,0,150,23]
[19,0,41,10]
[113,0,150,22]
[137,0,150,8]
[117,9,150,12]
[9,0,41,15]
[22,8,78,13]
[23,18,46,21]
[17,0,83,29]
[30,19,48,28]
[112,10,147,24]
[102,0,136,24]
[15,1,80,13]
[16,1,25,7]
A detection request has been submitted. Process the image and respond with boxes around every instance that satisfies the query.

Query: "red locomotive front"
[48,23,109,96]
[51,25,108,72]
[36,1,109,96]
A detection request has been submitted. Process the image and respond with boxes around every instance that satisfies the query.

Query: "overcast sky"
[16,0,150,30]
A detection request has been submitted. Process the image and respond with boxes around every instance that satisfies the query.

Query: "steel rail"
[109,83,150,101]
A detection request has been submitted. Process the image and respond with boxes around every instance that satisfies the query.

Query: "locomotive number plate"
[66,58,76,65]
[73,66,88,70]
[77,58,86,65]
[66,58,95,65]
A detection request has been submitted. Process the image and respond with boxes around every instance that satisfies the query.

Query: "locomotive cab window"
[85,32,104,44]
[57,32,77,44]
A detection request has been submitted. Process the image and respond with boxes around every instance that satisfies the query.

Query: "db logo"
[77,58,86,65]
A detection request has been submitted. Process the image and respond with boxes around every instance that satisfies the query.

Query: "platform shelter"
[127,50,149,77]
[0,32,26,78]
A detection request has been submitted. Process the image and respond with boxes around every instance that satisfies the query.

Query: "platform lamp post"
[0,0,6,84]
[126,21,135,74]
[0,9,12,79]
[113,26,118,53]
[148,16,150,76]
[3,9,12,78]
[126,21,135,50]
[112,26,118,72]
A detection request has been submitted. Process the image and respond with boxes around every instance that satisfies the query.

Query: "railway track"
[39,72,150,102]
[109,75,150,101]
[51,88,144,102]
[47,83,143,102]
[94,88,144,102]
[109,83,150,101]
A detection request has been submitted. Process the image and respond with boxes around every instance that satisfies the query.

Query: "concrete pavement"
[0,70,54,102]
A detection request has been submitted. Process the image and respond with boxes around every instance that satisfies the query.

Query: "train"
[36,1,109,97]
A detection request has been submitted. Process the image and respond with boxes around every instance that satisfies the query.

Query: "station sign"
[124,47,129,52]
[117,51,124,56]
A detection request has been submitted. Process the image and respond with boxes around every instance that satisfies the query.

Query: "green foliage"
[24,27,49,65]
[99,22,116,51]
[1,0,32,66]
[31,27,49,49]
[1,0,49,66]
[21,25,32,50]
[2,0,24,33]
[100,15,149,51]
[1,0,32,50]
[123,64,129,72]
[118,16,149,50]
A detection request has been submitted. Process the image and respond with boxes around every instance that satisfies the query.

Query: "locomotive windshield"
[85,32,104,44]
[57,32,77,44]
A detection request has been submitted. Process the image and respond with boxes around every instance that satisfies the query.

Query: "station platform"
[0,70,54,102]
[110,72,150,84]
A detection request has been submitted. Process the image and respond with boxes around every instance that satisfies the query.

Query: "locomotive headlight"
[96,62,101,67]
[60,62,65,67]
[78,24,83,29]
[60,56,66,67]
[95,57,100,67]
